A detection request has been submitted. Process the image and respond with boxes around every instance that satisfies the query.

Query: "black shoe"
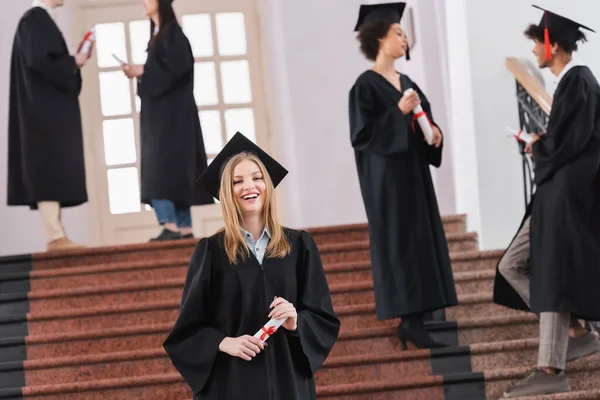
[150,228,181,242]
[396,316,448,350]
[180,233,195,240]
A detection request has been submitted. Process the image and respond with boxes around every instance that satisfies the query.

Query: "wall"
[0,0,92,255]
[261,0,456,230]
[447,0,599,250]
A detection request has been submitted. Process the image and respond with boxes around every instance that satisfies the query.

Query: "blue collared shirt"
[241,227,271,265]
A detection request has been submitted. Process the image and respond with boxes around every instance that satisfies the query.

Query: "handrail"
[505,57,552,115]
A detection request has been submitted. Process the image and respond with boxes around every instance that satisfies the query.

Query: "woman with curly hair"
[349,2,457,349]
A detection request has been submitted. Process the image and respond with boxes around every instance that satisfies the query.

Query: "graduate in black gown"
[494,6,600,397]
[349,2,457,349]
[163,132,340,400]
[123,0,213,242]
[7,0,92,251]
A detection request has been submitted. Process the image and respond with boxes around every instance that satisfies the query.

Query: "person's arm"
[284,231,340,376]
[533,71,597,184]
[19,11,82,94]
[412,82,444,167]
[139,23,194,100]
[349,79,412,155]
[163,239,226,395]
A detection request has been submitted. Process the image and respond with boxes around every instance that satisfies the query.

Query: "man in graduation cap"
[7,0,92,251]
[494,5,600,398]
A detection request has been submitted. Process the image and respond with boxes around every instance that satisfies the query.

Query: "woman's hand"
[399,90,420,115]
[123,64,144,79]
[525,133,542,155]
[431,125,443,148]
[219,335,265,361]
[269,296,297,331]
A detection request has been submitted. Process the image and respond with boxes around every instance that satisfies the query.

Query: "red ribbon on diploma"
[412,111,433,133]
[260,326,278,341]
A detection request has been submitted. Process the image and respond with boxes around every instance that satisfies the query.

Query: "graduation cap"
[532,5,595,60]
[354,2,411,60]
[196,132,288,200]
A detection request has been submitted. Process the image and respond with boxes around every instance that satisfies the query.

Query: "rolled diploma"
[253,317,288,342]
[80,28,96,55]
[404,88,434,145]
[507,126,534,144]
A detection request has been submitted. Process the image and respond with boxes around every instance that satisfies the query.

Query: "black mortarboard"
[354,2,410,59]
[532,5,595,60]
[353,2,406,32]
[196,132,288,200]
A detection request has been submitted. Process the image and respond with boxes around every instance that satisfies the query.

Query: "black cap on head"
[532,5,594,59]
[533,5,594,35]
[196,132,288,200]
[353,2,407,32]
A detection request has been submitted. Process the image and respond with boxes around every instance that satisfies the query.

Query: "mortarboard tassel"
[406,43,411,61]
[544,11,552,60]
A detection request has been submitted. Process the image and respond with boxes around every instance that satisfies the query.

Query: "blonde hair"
[218,152,290,264]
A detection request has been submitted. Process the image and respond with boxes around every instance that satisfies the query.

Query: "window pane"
[132,79,141,113]
[194,62,219,106]
[95,22,128,68]
[220,60,251,104]
[224,108,256,142]
[102,118,137,166]
[107,167,141,214]
[182,14,214,57]
[199,110,223,154]
[99,71,132,116]
[215,13,247,56]
[129,20,150,65]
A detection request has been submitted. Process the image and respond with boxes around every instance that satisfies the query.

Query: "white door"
[77,0,271,246]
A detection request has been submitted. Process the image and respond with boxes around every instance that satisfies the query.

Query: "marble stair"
[0,215,598,399]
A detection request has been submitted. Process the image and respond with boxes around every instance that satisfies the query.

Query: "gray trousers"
[498,216,570,370]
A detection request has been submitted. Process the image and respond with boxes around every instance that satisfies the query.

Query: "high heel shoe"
[396,322,448,350]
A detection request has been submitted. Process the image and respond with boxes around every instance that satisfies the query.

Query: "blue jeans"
[151,199,192,228]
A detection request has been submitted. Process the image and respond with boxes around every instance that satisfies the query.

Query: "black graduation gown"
[494,66,600,321]
[138,22,213,207]
[348,70,458,320]
[7,7,87,210]
[163,229,340,400]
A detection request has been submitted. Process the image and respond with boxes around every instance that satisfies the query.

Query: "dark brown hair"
[524,24,587,54]
[149,0,177,46]
[357,20,395,61]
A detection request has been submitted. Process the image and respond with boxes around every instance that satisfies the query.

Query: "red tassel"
[544,12,551,60]
[544,27,551,60]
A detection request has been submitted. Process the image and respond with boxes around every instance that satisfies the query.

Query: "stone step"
[317,356,600,399]
[4,355,597,400]
[0,314,539,363]
[0,291,527,338]
[0,250,501,296]
[318,233,479,264]
[0,215,469,273]
[0,338,594,388]
[0,269,498,315]
[307,215,467,245]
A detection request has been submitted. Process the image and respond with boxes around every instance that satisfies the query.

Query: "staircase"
[0,215,599,399]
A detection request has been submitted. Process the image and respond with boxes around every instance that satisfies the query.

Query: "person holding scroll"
[348,2,456,350]
[122,0,213,241]
[7,0,93,251]
[494,5,600,397]
[163,132,340,400]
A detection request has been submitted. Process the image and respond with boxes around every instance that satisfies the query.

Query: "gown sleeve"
[139,22,194,100]
[19,11,81,94]
[287,231,341,376]
[533,70,596,185]
[163,238,226,395]
[412,81,444,168]
[349,78,411,155]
